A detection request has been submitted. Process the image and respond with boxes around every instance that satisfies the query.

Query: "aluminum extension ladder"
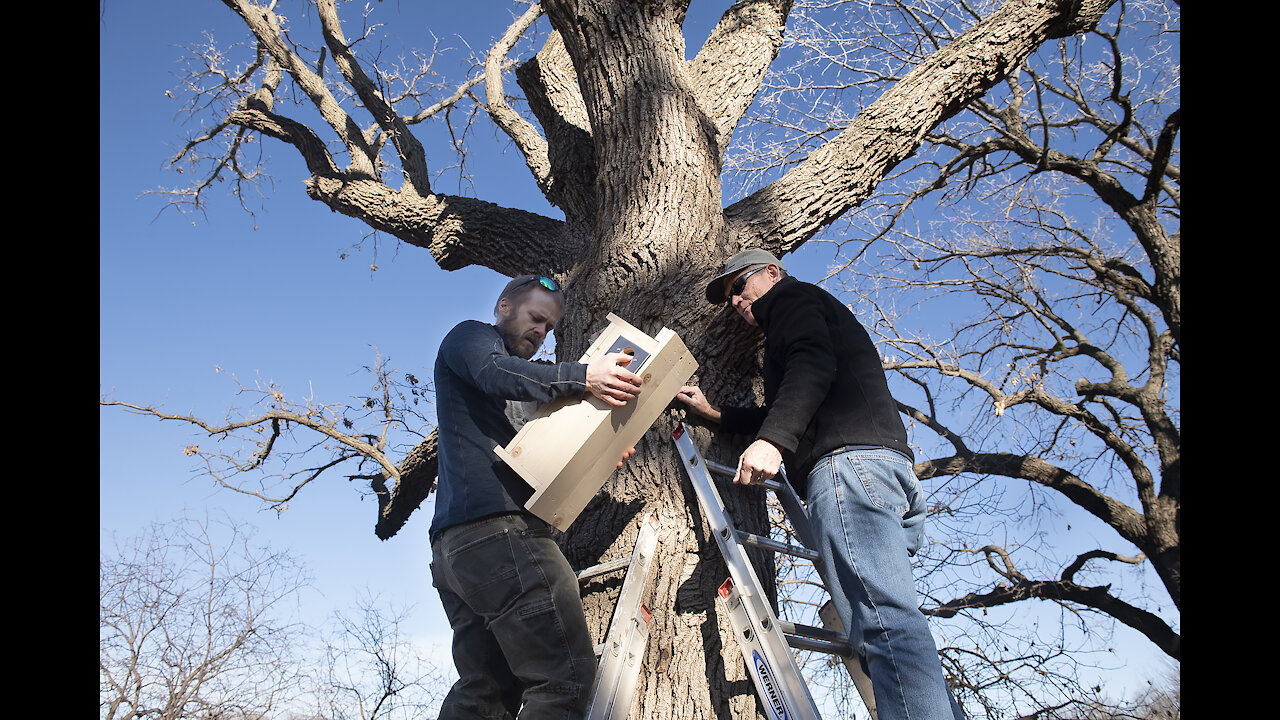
[672,422,878,720]
[578,513,661,720]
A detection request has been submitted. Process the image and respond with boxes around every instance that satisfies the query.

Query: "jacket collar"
[750,275,797,333]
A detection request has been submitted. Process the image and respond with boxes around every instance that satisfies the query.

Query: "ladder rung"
[705,459,788,494]
[577,556,631,582]
[738,531,821,562]
[784,632,854,657]
[704,454,825,561]
[777,620,853,656]
[704,459,736,477]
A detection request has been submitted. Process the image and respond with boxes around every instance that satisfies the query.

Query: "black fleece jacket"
[718,276,913,497]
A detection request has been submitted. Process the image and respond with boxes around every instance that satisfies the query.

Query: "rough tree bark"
[194,1,1120,716]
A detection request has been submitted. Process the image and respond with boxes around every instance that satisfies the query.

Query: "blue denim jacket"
[429,320,589,539]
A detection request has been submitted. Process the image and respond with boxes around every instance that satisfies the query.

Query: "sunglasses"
[511,275,562,294]
[727,265,766,299]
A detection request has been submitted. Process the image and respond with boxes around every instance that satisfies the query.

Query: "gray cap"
[704,248,785,303]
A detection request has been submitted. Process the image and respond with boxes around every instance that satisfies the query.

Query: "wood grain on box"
[495,314,698,530]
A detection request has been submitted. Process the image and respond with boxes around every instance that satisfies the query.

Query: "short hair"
[494,274,566,316]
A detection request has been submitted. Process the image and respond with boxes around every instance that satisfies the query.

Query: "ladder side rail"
[672,432,761,602]
[820,601,878,720]
[586,606,652,720]
[673,430,793,619]
[586,607,652,720]
[602,514,660,649]
[584,514,661,720]
[717,578,822,720]
[673,425,824,720]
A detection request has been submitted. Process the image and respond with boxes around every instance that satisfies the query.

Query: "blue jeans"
[430,513,597,720]
[806,448,965,720]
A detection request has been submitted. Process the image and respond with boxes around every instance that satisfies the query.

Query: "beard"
[497,320,542,359]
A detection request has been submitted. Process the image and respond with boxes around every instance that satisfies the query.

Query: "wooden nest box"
[495,313,698,530]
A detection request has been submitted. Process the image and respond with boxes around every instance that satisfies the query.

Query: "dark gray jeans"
[430,513,597,720]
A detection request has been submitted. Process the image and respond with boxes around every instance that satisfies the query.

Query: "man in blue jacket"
[676,249,965,720]
[430,274,643,720]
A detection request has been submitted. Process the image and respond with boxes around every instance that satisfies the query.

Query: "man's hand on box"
[586,352,643,407]
[616,445,637,469]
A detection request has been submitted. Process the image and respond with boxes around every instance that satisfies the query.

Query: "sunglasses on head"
[512,275,562,294]
[727,265,766,299]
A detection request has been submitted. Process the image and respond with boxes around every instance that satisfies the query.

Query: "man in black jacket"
[677,249,964,720]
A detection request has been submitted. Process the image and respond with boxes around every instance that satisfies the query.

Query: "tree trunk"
[538,3,777,715]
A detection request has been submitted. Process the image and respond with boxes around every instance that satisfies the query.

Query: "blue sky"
[100,0,1172,712]
[99,0,481,669]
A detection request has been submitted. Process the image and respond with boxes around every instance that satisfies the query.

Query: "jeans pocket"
[446,529,523,616]
[845,453,910,516]
[518,595,557,621]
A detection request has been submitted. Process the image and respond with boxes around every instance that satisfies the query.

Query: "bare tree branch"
[100,355,434,519]
[927,545,1178,660]
[221,0,379,178]
[485,3,554,190]
[375,429,438,540]
[100,513,312,719]
[314,0,432,195]
[689,0,795,145]
[725,0,1118,254]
